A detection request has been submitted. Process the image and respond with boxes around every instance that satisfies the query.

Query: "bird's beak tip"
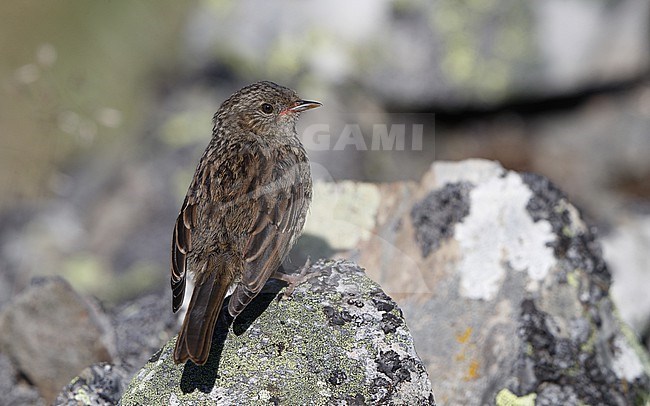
[290,100,322,112]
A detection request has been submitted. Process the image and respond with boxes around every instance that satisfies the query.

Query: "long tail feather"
[174,256,232,365]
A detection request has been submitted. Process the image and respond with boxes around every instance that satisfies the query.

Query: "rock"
[364,0,650,108]
[52,293,181,404]
[0,277,116,402]
[54,363,130,406]
[304,181,383,251]
[120,260,435,405]
[603,213,650,336]
[112,292,179,371]
[184,1,650,108]
[352,159,650,405]
[530,85,650,223]
[0,352,44,406]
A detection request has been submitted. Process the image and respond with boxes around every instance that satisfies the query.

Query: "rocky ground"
[1,160,649,405]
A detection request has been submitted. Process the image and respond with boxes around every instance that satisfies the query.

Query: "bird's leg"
[272,257,319,299]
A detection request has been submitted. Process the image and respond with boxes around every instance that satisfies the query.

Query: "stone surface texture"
[54,363,130,406]
[120,260,435,405]
[185,0,650,108]
[351,159,650,405]
[0,277,116,402]
[0,352,44,406]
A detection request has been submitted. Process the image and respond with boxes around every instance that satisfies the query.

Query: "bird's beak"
[290,99,322,113]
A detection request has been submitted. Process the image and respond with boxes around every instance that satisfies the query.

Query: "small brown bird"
[170,81,320,365]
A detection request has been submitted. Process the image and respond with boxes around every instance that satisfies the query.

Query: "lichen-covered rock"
[183,1,650,108]
[603,214,650,334]
[353,159,650,406]
[120,260,435,405]
[55,363,130,406]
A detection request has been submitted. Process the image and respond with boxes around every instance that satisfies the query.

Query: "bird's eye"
[260,103,273,114]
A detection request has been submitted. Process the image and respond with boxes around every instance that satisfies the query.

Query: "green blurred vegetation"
[0,1,193,207]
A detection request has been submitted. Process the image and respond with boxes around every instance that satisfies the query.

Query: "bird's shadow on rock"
[179,279,286,394]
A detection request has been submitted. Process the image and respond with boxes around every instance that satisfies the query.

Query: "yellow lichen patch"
[495,388,536,406]
[456,327,472,344]
[463,359,480,381]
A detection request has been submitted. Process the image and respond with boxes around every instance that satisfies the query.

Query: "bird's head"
[214,81,321,137]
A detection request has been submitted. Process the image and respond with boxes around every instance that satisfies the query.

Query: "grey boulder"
[120,260,435,405]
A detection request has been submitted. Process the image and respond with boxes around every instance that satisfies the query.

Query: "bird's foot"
[272,257,319,299]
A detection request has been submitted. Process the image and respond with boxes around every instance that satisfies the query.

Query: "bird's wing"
[227,156,309,317]
[170,195,197,313]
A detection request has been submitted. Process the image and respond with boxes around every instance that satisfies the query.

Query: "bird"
[170,81,321,365]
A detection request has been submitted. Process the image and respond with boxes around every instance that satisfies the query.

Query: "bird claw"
[273,257,318,299]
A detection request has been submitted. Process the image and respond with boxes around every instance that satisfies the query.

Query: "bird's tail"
[173,255,232,365]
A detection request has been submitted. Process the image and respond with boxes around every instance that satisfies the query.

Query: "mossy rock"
[120,260,435,405]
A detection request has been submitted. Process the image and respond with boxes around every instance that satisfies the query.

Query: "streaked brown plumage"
[171,81,320,365]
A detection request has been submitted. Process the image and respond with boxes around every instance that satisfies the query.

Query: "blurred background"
[1,0,650,376]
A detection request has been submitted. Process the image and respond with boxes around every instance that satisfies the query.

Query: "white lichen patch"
[208,387,230,402]
[350,345,386,387]
[316,379,331,397]
[455,172,555,300]
[137,370,156,392]
[432,159,506,186]
[611,335,645,381]
[257,389,271,401]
